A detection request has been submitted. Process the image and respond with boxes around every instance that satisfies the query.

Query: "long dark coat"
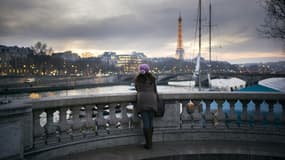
[135,74,158,113]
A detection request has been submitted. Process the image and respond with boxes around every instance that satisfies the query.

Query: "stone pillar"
[79,107,87,137]
[33,110,45,139]
[0,103,32,160]
[281,101,285,125]
[85,105,93,129]
[181,101,191,128]
[228,100,237,128]
[90,105,99,135]
[121,103,130,128]
[204,100,212,128]
[240,100,249,128]
[72,106,81,130]
[254,100,263,128]
[126,103,135,129]
[59,107,68,132]
[96,105,107,134]
[46,109,56,135]
[108,104,116,130]
[192,100,202,128]
[216,100,225,128]
[266,101,275,124]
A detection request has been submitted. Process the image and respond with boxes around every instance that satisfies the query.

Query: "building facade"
[116,54,143,73]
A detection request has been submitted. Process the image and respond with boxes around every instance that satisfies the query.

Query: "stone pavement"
[54,140,285,160]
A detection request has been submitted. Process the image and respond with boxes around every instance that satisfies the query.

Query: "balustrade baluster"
[216,100,226,128]
[96,105,107,134]
[85,106,93,131]
[204,100,212,128]
[266,101,275,126]
[59,107,68,134]
[227,100,237,128]
[253,100,263,128]
[33,110,45,147]
[240,100,249,128]
[46,109,56,136]
[192,100,202,128]
[126,103,135,129]
[72,107,81,131]
[79,107,88,138]
[108,104,117,131]
[129,103,139,129]
[181,101,191,128]
[121,103,130,129]
[281,101,285,127]
[90,105,99,135]
[33,110,44,138]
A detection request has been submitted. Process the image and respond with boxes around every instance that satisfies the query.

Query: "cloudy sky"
[0,0,284,63]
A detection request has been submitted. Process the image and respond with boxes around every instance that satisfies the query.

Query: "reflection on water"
[29,93,41,99]
[2,85,195,101]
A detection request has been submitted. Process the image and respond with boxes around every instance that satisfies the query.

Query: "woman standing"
[134,64,158,149]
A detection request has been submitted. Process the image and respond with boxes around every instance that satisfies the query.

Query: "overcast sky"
[0,0,284,63]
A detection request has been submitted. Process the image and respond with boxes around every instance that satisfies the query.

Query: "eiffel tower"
[176,13,184,60]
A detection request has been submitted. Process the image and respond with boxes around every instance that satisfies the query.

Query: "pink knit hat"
[139,64,150,74]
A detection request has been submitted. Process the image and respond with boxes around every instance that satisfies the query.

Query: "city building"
[52,51,80,62]
[0,45,34,75]
[100,52,117,65]
[116,53,143,73]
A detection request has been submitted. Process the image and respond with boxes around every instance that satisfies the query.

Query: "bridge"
[118,72,285,86]
[1,91,285,160]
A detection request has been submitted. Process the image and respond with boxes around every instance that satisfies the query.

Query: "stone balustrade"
[1,92,285,160]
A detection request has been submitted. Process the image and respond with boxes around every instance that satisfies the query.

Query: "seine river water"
[1,85,196,101]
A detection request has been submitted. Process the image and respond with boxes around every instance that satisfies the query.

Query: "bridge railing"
[1,92,285,159]
[30,92,285,146]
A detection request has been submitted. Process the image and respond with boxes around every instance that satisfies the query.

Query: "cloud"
[0,0,284,63]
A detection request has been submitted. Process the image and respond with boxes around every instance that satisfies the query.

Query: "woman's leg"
[141,111,154,149]
[141,111,151,129]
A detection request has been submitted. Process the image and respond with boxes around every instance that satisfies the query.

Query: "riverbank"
[0,75,131,95]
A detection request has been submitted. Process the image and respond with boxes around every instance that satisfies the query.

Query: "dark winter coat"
[134,74,158,113]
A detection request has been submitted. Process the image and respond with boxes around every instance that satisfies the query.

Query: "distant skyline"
[0,0,284,64]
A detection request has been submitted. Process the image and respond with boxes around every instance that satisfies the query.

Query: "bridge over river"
[118,72,285,85]
[0,91,285,160]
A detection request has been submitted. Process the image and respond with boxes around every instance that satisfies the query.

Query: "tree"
[31,41,53,55]
[259,0,285,45]
[47,47,54,56]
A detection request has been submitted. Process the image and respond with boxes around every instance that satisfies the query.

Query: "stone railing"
[0,92,285,160]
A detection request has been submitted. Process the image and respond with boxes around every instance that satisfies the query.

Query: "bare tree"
[259,0,285,45]
[47,47,54,56]
[31,41,53,55]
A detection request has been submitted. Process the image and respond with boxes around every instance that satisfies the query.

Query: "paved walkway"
[55,140,285,160]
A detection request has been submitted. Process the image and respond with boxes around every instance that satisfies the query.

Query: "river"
[1,85,198,101]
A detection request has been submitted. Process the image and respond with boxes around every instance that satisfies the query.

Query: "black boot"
[148,128,153,149]
[143,128,152,149]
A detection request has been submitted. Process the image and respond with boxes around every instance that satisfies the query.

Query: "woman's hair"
[139,64,150,74]
[135,72,155,84]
